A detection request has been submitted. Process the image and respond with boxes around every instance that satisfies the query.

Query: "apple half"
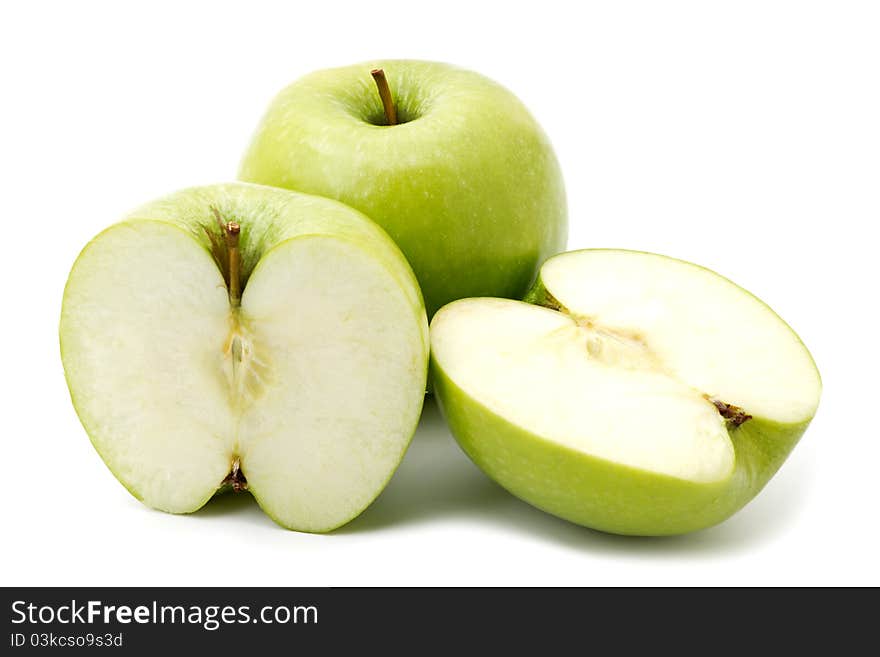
[430,249,821,535]
[60,183,429,532]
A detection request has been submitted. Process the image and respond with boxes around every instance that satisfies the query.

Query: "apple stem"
[208,207,243,307]
[225,221,241,307]
[370,68,398,125]
[710,398,752,427]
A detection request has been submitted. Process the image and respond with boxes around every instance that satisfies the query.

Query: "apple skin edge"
[431,357,812,536]
[431,272,817,536]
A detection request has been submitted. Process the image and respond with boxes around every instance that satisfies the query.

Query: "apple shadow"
[191,487,276,527]
[340,397,512,533]
[343,398,814,557]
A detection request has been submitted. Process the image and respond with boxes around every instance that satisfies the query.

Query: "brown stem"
[206,207,243,306]
[225,222,241,306]
[370,68,398,125]
[710,398,752,427]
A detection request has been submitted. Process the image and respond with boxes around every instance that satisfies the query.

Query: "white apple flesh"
[430,250,821,535]
[60,183,429,532]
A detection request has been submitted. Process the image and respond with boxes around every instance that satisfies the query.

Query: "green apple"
[60,183,428,532]
[430,249,821,536]
[239,60,568,318]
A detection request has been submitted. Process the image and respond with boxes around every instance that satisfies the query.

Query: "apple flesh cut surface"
[60,183,428,532]
[239,60,567,318]
[430,250,821,535]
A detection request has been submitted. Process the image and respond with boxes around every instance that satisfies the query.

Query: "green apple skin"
[432,362,811,536]
[239,60,567,318]
[60,182,429,532]
[431,264,819,536]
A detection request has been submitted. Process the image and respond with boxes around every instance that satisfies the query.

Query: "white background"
[2,1,878,586]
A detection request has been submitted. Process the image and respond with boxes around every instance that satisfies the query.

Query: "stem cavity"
[370,68,398,125]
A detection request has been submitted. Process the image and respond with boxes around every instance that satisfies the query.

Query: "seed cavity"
[541,294,755,429]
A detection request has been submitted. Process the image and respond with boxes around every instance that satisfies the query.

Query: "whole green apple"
[430,249,821,535]
[239,60,567,317]
[60,183,428,532]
